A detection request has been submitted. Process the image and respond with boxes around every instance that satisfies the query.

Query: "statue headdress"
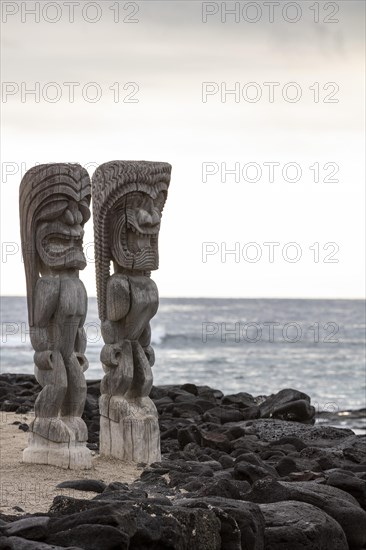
[92,160,171,321]
[19,163,91,326]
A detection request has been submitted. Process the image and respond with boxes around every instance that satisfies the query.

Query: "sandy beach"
[0,412,141,515]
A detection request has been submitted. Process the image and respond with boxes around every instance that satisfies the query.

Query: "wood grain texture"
[92,160,171,464]
[19,163,92,469]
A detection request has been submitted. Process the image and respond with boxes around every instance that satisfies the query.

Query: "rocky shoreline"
[0,373,365,549]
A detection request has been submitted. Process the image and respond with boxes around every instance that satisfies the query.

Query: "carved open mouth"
[124,223,158,255]
[42,233,83,257]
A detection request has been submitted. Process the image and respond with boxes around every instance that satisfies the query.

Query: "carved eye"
[155,191,166,212]
[127,192,143,208]
[38,200,68,221]
[79,199,91,224]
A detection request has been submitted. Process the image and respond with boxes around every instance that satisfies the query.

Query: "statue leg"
[61,353,88,443]
[100,342,160,463]
[32,350,71,443]
[23,351,92,468]
[125,342,153,398]
[100,341,134,397]
[99,342,134,421]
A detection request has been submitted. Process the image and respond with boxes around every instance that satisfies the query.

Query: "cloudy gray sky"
[1,1,364,298]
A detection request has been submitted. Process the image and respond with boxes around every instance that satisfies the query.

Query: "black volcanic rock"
[1,376,365,549]
[275,456,299,477]
[194,478,242,500]
[222,392,256,409]
[244,419,355,445]
[203,406,245,424]
[47,504,136,537]
[56,480,106,493]
[175,497,265,550]
[326,471,366,509]
[259,389,315,421]
[247,478,366,549]
[260,500,348,550]
[48,496,102,516]
[177,425,201,449]
[0,536,82,549]
[3,516,50,541]
[46,524,129,550]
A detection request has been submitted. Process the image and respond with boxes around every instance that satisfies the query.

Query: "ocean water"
[1,297,365,417]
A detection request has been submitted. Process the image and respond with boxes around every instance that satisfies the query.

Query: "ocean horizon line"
[1,295,365,302]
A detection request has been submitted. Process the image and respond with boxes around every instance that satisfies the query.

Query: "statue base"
[99,395,161,464]
[23,432,92,469]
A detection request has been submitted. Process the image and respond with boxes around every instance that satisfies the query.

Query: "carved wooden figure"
[92,161,171,463]
[19,163,92,469]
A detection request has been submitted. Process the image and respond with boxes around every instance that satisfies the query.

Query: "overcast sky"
[1,1,364,298]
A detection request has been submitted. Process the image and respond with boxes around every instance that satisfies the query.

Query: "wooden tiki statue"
[92,160,171,463]
[19,163,92,469]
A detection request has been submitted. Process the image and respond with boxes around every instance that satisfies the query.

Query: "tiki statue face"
[92,160,171,321]
[36,197,91,271]
[19,163,91,326]
[110,190,167,271]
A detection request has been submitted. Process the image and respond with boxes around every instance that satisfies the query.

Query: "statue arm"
[101,276,130,367]
[31,277,60,369]
[74,312,89,372]
[139,323,155,366]
[33,277,60,328]
[75,311,87,354]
